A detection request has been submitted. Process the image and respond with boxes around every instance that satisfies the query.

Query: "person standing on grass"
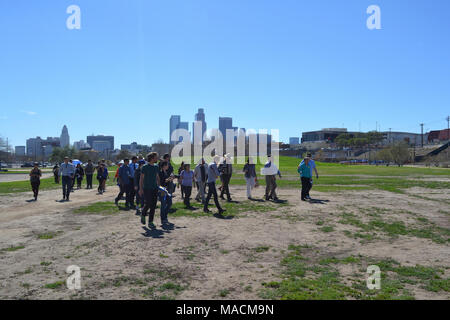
[177,161,185,199]
[52,164,59,184]
[100,160,108,192]
[128,156,138,209]
[299,152,319,200]
[134,159,146,215]
[29,162,42,201]
[75,163,84,189]
[261,156,281,201]
[115,159,132,209]
[158,161,174,223]
[139,152,161,229]
[203,155,226,215]
[59,157,75,201]
[96,163,108,194]
[194,158,208,204]
[84,160,94,189]
[179,164,194,208]
[243,157,258,199]
[69,159,76,193]
[219,154,233,202]
[298,156,313,201]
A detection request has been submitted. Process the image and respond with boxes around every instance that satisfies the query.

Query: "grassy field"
[0,157,448,195]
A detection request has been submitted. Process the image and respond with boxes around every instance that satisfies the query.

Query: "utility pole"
[389,128,392,144]
[420,123,424,148]
[446,116,449,159]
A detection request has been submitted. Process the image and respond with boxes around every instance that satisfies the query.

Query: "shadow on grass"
[249,198,265,202]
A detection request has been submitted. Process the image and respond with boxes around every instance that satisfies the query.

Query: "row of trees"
[375,142,411,166]
[335,131,384,147]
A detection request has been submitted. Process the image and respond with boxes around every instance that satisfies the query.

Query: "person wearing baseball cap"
[299,152,319,200]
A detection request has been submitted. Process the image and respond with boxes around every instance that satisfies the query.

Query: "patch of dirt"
[0,184,448,300]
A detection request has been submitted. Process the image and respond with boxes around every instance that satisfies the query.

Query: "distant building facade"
[26,137,61,158]
[15,146,25,156]
[87,135,114,151]
[302,128,349,143]
[219,117,233,140]
[121,142,151,154]
[73,140,90,150]
[289,137,300,145]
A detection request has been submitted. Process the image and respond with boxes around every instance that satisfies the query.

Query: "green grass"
[1,158,448,195]
[219,289,231,297]
[37,231,62,240]
[1,245,25,252]
[44,281,65,289]
[260,244,449,300]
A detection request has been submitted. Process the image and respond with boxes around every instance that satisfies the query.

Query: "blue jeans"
[159,193,172,222]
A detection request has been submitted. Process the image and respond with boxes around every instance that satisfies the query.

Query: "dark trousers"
[129,178,135,206]
[220,174,232,200]
[135,187,144,207]
[301,177,312,200]
[54,174,59,184]
[31,181,40,198]
[86,174,93,189]
[159,194,172,222]
[182,185,192,207]
[116,183,131,206]
[265,175,277,199]
[62,176,71,199]
[76,176,83,188]
[142,188,159,222]
[204,182,222,211]
[97,178,105,193]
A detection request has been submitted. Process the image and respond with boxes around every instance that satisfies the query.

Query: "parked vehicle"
[21,162,34,168]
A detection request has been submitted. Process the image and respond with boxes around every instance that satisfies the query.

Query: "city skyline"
[1,1,449,149]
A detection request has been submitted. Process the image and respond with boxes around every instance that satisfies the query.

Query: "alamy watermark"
[170,127,280,167]
[366,265,381,290]
[66,265,81,290]
[367,5,381,30]
[66,5,81,30]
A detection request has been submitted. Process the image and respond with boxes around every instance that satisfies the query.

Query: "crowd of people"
[28,152,319,228]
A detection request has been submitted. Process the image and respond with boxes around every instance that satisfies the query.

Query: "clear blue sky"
[1,0,449,148]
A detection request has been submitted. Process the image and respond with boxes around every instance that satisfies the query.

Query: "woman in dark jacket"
[75,163,84,189]
[243,157,257,199]
[30,162,42,201]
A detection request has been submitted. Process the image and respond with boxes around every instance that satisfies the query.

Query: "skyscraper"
[219,117,233,140]
[193,108,207,143]
[170,115,181,144]
[60,125,70,148]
